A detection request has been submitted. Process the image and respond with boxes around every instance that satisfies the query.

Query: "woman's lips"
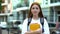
[33,11,37,13]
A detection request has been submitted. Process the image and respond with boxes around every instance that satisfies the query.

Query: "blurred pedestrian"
[56,22,60,30]
[56,22,60,34]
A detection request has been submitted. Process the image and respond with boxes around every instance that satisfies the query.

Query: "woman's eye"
[32,8,35,9]
[32,7,38,10]
[36,7,38,9]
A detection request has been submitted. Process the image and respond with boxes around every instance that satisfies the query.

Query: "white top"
[21,18,50,34]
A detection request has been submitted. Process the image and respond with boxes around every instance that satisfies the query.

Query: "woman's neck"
[32,15,39,20]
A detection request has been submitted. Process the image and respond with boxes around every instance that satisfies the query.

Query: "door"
[57,11,60,23]
[57,16,60,22]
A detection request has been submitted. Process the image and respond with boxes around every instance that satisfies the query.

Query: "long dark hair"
[28,2,44,18]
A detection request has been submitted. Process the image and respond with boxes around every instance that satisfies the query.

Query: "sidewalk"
[1,29,12,34]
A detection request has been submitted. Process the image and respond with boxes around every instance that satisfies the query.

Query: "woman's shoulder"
[24,18,28,21]
[22,18,28,25]
[40,18,47,21]
[44,18,47,21]
[23,18,29,23]
[44,18,48,24]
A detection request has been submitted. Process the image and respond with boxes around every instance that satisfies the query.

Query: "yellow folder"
[30,23,40,31]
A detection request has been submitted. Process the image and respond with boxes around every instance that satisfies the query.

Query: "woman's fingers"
[25,29,42,34]
[25,31,31,34]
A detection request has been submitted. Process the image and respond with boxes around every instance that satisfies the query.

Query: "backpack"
[27,18,44,33]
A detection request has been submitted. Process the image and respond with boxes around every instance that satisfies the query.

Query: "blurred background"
[0,0,60,34]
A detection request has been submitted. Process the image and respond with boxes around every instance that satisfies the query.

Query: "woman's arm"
[44,19,50,34]
[21,18,28,34]
[25,29,42,34]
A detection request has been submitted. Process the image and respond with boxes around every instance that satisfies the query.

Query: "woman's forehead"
[32,5,39,8]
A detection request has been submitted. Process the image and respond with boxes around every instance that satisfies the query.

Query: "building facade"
[0,0,60,24]
[0,0,13,22]
[16,0,60,24]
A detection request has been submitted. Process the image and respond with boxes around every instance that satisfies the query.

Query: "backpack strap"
[27,18,32,31]
[40,18,44,33]
[28,18,32,26]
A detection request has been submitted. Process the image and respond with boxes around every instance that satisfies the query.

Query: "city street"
[0,0,60,34]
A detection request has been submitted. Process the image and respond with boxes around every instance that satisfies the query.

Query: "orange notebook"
[30,23,40,31]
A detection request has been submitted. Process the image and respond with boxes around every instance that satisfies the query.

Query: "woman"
[21,2,50,34]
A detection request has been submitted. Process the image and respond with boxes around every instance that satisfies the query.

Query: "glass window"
[45,0,48,5]
[57,0,60,2]
[8,0,10,3]
[8,10,10,13]
[50,7,54,22]
[12,0,29,9]
[48,23,56,27]
[55,13,57,22]
[57,11,60,14]
[18,11,23,23]
[45,2,48,5]
[46,0,48,1]
[18,11,28,23]
[58,16,60,22]
[17,0,29,7]
[50,0,60,3]
[0,17,4,22]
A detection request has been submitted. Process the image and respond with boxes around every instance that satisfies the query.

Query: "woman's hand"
[25,31,32,34]
[25,29,42,34]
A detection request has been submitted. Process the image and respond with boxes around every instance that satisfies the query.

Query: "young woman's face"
[31,5,40,16]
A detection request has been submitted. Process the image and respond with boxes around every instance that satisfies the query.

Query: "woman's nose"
[34,8,37,11]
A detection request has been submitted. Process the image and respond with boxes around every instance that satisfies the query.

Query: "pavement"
[0,29,12,34]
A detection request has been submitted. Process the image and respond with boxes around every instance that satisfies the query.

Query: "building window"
[45,2,48,4]
[50,7,54,22]
[0,16,6,22]
[55,12,57,22]
[12,0,29,10]
[8,10,10,13]
[50,0,60,3]
[1,6,7,13]
[46,0,48,1]
[58,16,60,22]
[17,0,29,7]
[57,11,60,22]
[23,11,26,20]
[57,11,60,14]
[18,11,23,23]
[18,10,28,23]
[2,0,5,3]
[8,0,10,3]
[46,0,48,4]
